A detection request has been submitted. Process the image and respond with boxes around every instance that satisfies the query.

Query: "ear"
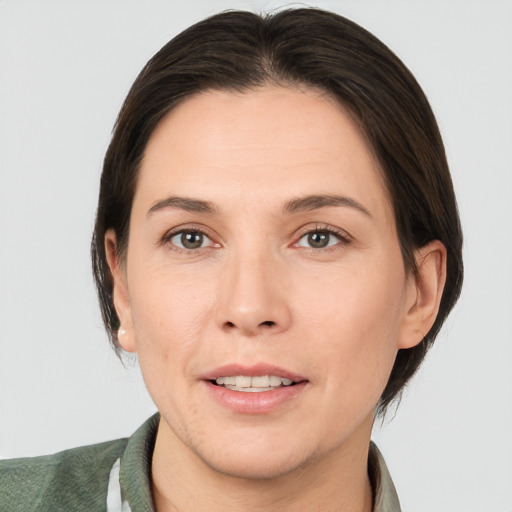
[398,240,447,350]
[105,229,136,353]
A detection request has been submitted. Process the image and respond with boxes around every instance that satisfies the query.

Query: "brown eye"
[169,230,210,250]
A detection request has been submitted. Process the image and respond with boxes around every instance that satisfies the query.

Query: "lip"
[201,363,307,382]
[200,363,309,415]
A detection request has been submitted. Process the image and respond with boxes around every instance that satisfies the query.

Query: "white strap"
[107,458,132,512]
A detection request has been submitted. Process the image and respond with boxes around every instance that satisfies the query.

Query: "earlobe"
[398,240,447,350]
[105,229,137,353]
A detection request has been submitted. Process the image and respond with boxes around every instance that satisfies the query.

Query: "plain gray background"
[1,1,511,511]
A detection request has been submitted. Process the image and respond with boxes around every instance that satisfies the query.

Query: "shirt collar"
[369,441,402,512]
[119,414,401,512]
[120,413,159,512]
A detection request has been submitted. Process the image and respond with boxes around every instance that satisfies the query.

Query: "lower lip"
[203,381,308,414]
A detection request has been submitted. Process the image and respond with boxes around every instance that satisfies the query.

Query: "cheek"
[126,266,219,426]
[297,259,406,386]
[127,262,216,367]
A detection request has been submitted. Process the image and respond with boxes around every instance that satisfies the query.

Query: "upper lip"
[201,363,307,383]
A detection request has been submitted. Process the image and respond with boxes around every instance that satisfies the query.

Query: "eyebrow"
[147,193,371,218]
[283,194,372,217]
[148,196,218,216]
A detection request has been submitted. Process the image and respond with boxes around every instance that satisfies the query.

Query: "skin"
[106,86,446,511]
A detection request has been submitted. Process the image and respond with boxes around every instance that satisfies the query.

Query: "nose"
[216,249,292,337]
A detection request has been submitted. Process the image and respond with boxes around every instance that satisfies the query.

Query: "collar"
[116,414,401,512]
[119,413,159,511]
[369,442,402,512]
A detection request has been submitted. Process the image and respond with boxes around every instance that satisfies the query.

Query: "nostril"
[222,319,277,332]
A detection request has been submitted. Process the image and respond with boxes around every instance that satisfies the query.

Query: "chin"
[192,434,315,481]
[202,450,310,481]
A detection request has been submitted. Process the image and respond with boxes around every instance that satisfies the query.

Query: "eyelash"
[162,226,217,253]
[293,225,352,251]
[161,224,352,253]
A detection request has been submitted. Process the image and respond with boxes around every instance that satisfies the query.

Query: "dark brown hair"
[91,8,463,413]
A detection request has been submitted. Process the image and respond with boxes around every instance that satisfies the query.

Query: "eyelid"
[160,222,352,251]
[291,223,353,248]
[161,224,221,250]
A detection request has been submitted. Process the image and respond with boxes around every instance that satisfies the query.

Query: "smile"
[214,375,294,392]
[203,365,308,413]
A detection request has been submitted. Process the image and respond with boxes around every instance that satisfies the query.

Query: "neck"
[151,416,374,512]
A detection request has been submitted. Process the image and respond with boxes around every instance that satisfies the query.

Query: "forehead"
[136,86,391,217]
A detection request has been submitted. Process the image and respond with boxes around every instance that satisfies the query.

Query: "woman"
[0,8,462,512]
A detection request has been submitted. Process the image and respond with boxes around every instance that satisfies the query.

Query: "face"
[110,86,423,479]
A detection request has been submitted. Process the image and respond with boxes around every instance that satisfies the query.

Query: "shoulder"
[0,437,128,512]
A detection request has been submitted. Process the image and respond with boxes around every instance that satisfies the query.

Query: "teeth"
[269,375,282,386]
[235,376,251,388]
[225,386,274,392]
[215,375,295,391]
[251,375,269,387]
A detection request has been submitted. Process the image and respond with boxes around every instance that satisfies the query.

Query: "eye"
[168,230,215,250]
[295,229,347,249]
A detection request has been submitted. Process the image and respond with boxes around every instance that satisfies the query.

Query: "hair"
[91,8,463,414]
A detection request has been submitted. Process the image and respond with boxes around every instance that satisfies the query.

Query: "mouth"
[211,375,297,392]
[203,365,308,413]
